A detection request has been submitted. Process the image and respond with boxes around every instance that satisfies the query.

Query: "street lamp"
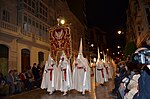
[93,58,96,63]
[117,46,121,49]
[117,30,124,34]
[57,16,66,26]
[117,30,122,34]
[91,44,94,47]
[60,19,65,25]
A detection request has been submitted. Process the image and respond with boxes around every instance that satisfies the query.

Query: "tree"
[125,41,137,58]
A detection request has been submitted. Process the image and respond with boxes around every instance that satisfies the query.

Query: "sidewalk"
[2,77,117,99]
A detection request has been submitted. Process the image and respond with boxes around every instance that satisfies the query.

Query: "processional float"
[48,25,72,63]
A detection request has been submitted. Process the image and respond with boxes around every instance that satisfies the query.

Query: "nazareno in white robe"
[72,57,91,92]
[56,58,72,92]
[41,58,57,93]
[105,61,113,79]
[103,62,109,82]
[95,60,105,84]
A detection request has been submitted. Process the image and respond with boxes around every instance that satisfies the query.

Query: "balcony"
[0,19,49,46]
[0,20,20,37]
[21,25,49,46]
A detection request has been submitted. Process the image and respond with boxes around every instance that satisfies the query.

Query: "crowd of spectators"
[0,63,44,97]
[110,59,141,99]
[111,38,150,99]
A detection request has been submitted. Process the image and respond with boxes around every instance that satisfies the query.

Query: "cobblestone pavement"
[3,77,117,99]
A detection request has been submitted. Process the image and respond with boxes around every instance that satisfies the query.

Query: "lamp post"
[117,30,124,35]
[90,43,94,65]
[57,16,66,26]
[117,30,122,34]
[60,19,65,25]
[93,57,96,85]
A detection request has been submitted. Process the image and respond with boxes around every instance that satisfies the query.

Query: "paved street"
[3,77,116,99]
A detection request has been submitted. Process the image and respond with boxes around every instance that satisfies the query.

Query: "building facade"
[126,0,150,47]
[0,0,86,75]
[88,27,107,60]
[66,0,88,57]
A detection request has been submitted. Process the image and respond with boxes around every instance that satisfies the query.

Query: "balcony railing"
[21,25,49,43]
[0,19,49,44]
[0,20,19,36]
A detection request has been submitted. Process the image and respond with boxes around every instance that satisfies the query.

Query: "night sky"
[86,0,129,49]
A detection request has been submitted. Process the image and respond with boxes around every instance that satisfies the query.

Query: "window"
[138,26,140,31]
[23,23,27,32]
[24,16,27,22]
[24,3,27,8]
[23,0,35,14]
[23,15,31,32]
[146,8,149,14]
[139,32,141,35]
[37,1,48,21]
[146,8,150,25]
[2,10,10,22]
[32,20,35,26]
[36,22,38,28]
[28,17,31,24]
[40,24,42,29]
[28,0,31,6]
[32,1,35,8]
[24,0,27,3]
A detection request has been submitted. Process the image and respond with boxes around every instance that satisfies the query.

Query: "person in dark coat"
[133,65,150,99]
[111,63,127,95]
[32,63,40,81]
[32,63,41,87]
[133,38,150,99]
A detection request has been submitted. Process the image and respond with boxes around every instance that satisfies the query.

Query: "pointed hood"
[97,47,100,63]
[77,38,84,60]
[47,54,55,65]
[103,51,106,63]
[79,38,82,55]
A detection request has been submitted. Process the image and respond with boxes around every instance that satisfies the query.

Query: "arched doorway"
[0,44,8,76]
[38,52,44,67]
[21,49,30,72]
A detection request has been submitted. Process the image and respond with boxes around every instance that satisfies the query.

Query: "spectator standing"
[32,63,40,81]
[25,66,33,79]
